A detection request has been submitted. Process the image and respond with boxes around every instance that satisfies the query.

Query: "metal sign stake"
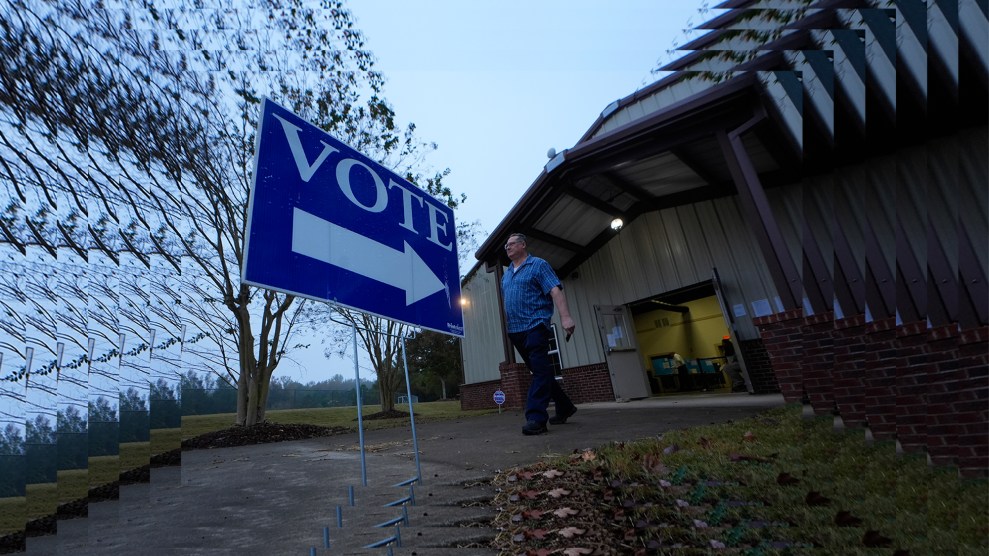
[353,322,367,486]
[399,336,422,483]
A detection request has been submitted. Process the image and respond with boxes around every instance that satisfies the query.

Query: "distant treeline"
[180,371,381,416]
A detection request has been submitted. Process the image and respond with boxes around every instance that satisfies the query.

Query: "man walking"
[501,233,578,435]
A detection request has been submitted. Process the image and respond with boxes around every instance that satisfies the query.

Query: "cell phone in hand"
[565,331,572,342]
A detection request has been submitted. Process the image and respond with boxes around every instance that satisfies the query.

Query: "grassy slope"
[492,404,988,555]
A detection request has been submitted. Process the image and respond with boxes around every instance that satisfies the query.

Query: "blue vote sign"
[242,98,464,337]
[492,390,506,405]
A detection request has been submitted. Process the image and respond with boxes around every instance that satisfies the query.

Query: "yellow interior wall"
[633,296,729,369]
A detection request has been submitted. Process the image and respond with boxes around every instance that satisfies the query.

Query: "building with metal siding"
[459,0,987,475]
[459,264,504,385]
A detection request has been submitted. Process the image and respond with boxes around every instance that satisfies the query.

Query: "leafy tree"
[150,378,177,401]
[24,414,55,445]
[119,387,148,412]
[56,405,87,434]
[88,397,117,423]
[405,331,464,401]
[0,0,479,428]
[0,423,24,455]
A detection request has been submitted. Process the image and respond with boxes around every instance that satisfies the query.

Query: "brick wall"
[895,320,928,453]
[955,326,988,477]
[833,314,868,427]
[802,311,836,415]
[559,363,613,404]
[459,379,503,411]
[459,362,616,411]
[863,317,898,440]
[754,309,988,477]
[925,324,962,467]
[753,309,805,403]
[498,362,531,410]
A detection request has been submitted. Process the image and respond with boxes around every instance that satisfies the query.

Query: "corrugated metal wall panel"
[767,183,805,285]
[460,267,505,383]
[959,128,988,282]
[708,196,780,326]
[865,155,898,277]
[677,204,717,282]
[564,196,779,359]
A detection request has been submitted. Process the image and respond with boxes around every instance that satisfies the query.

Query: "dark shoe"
[549,406,577,425]
[522,421,548,436]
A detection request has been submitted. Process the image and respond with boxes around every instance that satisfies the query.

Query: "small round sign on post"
[492,390,506,413]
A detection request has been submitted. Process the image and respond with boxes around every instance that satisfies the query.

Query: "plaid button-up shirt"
[501,255,561,334]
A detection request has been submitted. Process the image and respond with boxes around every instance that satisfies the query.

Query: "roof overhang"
[475,72,799,277]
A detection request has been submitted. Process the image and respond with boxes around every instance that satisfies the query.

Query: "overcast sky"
[280,0,715,382]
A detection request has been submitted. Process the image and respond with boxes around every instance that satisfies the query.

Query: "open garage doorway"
[628,280,747,396]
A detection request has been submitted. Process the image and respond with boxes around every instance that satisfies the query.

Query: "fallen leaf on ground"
[522,509,544,520]
[525,528,549,540]
[547,487,571,498]
[776,472,800,485]
[563,548,593,555]
[743,431,756,442]
[553,507,579,518]
[835,510,863,527]
[519,489,540,499]
[543,469,564,479]
[557,526,586,539]
[581,449,597,461]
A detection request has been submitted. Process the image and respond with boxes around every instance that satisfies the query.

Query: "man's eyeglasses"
[504,241,521,250]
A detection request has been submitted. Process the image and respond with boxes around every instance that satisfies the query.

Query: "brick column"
[955,326,988,477]
[925,324,962,467]
[802,311,835,415]
[896,320,929,454]
[832,314,868,427]
[498,362,531,410]
[863,317,897,440]
[754,309,805,403]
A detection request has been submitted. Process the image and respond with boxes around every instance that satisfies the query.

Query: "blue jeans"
[509,324,575,425]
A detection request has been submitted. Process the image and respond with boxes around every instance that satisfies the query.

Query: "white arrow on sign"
[291,207,446,306]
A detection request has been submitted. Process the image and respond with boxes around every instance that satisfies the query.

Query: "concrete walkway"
[26,393,785,555]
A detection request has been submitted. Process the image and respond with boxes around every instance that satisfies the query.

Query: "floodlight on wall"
[610,217,624,231]
[459,297,469,307]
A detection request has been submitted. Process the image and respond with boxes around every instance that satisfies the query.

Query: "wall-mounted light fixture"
[459,297,469,307]
[610,217,624,232]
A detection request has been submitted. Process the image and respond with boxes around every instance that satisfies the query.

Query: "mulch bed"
[180,421,350,450]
